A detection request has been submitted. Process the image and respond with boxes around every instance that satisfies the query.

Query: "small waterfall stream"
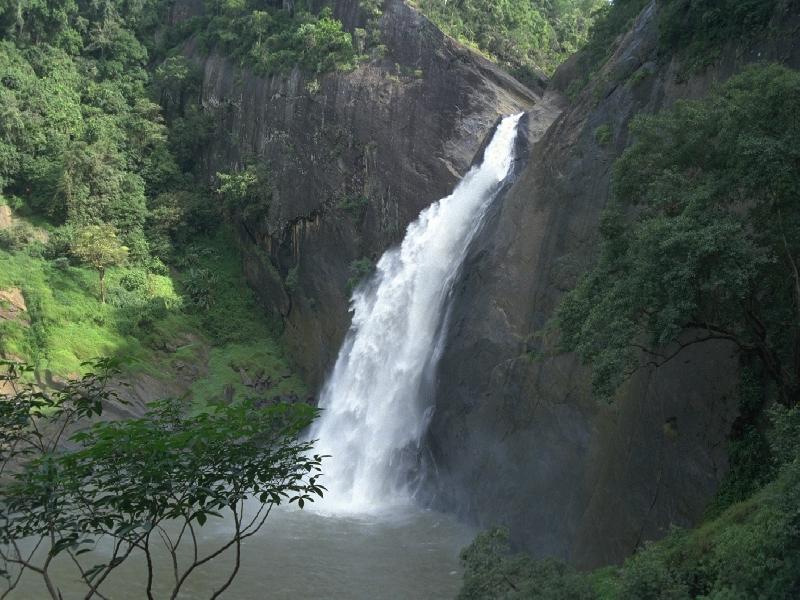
[310,114,524,512]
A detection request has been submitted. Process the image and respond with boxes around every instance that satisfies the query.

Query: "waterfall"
[309,113,524,513]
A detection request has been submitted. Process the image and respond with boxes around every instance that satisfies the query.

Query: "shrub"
[43,225,75,260]
[0,222,37,251]
[183,267,217,312]
[51,256,70,271]
[347,257,375,293]
[594,124,613,146]
[768,404,800,466]
[216,163,272,220]
[459,528,594,600]
[146,256,170,276]
[119,268,149,292]
[285,265,300,294]
[338,193,369,220]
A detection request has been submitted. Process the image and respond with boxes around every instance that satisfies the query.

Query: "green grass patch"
[0,250,149,374]
[0,227,305,407]
[190,342,307,408]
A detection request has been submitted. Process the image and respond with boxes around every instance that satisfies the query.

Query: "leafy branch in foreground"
[556,64,800,404]
[0,359,325,599]
[0,357,122,599]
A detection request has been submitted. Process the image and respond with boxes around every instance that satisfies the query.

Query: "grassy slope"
[0,218,306,406]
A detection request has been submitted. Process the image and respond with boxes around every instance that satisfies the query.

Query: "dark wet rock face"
[423,1,800,569]
[181,0,539,387]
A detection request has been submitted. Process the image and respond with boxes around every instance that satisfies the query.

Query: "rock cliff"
[423,0,800,568]
[177,0,539,387]
[175,0,800,569]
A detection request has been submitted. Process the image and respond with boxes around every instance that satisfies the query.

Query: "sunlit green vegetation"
[0,226,305,402]
[169,1,357,76]
[418,0,607,81]
[0,0,311,403]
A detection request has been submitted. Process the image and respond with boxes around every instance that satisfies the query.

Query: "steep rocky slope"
[424,0,800,568]
[175,0,540,387]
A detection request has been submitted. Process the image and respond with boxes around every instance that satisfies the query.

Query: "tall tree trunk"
[99,268,106,304]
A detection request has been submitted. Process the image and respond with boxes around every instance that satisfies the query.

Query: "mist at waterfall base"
[309,113,524,514]
[8,116,522,599]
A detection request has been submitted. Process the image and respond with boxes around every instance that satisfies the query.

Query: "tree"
[0,358,326,599]
[71,224,129,303]
[215,163,272,220]
[458,528,593,600]
[419,0,607,79]
[153,56,201,117]
[0,358,122,599]
[556,64,800,404]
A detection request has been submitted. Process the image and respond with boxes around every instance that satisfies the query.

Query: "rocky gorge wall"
[423,0,800,569]
[173,0,800,570]
[175,0,539,388]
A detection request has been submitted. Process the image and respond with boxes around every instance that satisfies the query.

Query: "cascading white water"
[309,114,523,513]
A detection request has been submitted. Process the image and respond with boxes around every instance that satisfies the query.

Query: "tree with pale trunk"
[71,225,129,304]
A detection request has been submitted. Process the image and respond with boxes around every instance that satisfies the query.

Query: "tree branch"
[0,536,45,600]
[66,550,111,600]
[210,502,242,600]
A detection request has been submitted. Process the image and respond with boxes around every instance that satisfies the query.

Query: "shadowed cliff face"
[424,1,800,569]
[178,0,539,387]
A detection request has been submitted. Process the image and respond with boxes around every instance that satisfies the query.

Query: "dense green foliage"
[0,0,313,400]
[557,64,800,404]
[173,1,356,77]
[216,163,272,220]
[0,39,166,256]
[419,0,607,79]
[531,59,800,600]
[571,0,797,96]
[0,0,186,266]
[459,404,800,599]
[0,360,324,599]
[459,528,593,599]
[658,0,798,70]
